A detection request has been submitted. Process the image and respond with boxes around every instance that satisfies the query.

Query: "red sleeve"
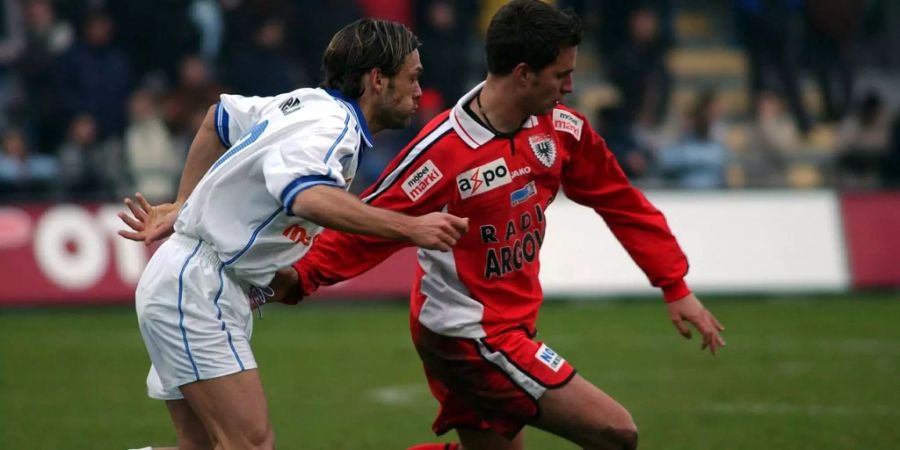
[293,117,455,297]
[558,111,690,302]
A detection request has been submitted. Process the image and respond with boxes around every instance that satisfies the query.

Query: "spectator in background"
[733,0,811,135]
[596,105,653,180]
[659,90,732,189]
[125,90,179,203]
[883,116,900,187]
[0,0,25,124]
[163,55,224,149]
[0,127,58,199]
[608,6,672,128]
[226,17,299,96]
[743,91,799,187]
[834,92,893,189]
[803,0,861,123]
[54,12,133,139]
[57,113,125,199]
[15,0,73,151]
[416,0,478,104]
[105,0,199,83]
[189,0,224,64]
[288,0,363,83]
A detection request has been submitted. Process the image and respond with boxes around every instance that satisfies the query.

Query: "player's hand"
[117,192,180,245]
[406,213,469,251]
[248,267,304,311]
[667,293,726,355]
[270,266,304,305]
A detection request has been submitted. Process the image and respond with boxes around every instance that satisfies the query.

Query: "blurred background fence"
[1,0,899,305]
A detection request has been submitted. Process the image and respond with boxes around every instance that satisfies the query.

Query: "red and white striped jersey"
[293,82,691,338]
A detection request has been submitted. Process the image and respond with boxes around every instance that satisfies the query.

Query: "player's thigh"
[165,399,216,450]
[457,428,524,450]
[531,374,637,449]
[180,369,272,448]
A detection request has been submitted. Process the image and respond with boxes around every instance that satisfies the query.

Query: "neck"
[357,96,384,135]
[473,76,530,134]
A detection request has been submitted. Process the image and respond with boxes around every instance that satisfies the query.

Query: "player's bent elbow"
[201,105,218,131]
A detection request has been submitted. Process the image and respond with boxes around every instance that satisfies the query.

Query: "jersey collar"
[326,88,374,148]
[451,81,539,149]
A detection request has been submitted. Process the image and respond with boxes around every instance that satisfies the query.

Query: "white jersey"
[173,87,374,287]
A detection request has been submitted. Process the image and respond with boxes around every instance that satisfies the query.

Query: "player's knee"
[243,421,274,449]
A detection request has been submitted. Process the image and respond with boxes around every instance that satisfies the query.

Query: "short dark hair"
[485,0,583,75]
[321,19,420,99]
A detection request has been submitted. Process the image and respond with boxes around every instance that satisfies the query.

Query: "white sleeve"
[215,94,274,148]
[262,106,359,215]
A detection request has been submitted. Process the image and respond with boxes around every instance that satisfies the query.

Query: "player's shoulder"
[404,110,470,165]
[287,88,347,117]
[542,103,588,142]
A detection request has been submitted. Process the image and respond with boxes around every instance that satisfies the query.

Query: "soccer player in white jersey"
[120,20,468,450]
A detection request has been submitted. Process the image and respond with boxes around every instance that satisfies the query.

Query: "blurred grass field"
[1,294,899,450]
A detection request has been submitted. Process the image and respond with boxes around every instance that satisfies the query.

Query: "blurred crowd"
[1,0,899,203]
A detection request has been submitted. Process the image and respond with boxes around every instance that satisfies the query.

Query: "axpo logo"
[456,158,512,199]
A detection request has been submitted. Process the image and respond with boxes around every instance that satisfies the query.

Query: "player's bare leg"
[179,369,273,450]
[165,399,216,450]
[455,428,523,450]
[531,374,638,450]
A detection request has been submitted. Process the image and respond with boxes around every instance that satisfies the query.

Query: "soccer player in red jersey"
[121,2,725,448]
[280,1,726,449]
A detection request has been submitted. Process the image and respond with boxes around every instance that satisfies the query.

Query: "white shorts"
[136,234,257,400]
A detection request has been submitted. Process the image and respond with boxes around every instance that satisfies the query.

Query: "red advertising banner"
[840,193,900,288]
[0,203,417,306]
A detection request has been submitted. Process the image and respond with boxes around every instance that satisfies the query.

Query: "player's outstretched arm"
[667,293,726,355]
[293,185,468,251]
[118,105,227,244]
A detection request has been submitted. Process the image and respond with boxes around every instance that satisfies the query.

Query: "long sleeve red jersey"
[293,82,691,339]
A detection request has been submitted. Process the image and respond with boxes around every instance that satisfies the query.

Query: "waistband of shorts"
[169,233,223,269]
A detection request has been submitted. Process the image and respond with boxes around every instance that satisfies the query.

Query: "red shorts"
[411,321,576,438]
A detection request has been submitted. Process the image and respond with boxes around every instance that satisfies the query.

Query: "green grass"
[1,294,899,449]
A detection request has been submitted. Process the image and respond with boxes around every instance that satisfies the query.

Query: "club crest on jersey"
[402,160,443,201]
[535,344,565,372]
[528,134,557,168]
[457,158,511,199]
[552,108,583,140]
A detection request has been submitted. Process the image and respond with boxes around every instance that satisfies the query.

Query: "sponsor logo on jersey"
[457,158,512,199]
[510,166,531,179]
[510,181,537,206]
[282,224,315,246]
[535,344,564,372]
[402,160,443,201]
[279,97,303,115]
[552,108,583,140]
[528,134,557,168]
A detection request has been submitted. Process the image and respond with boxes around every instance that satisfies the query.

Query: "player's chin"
[386,113,415,130]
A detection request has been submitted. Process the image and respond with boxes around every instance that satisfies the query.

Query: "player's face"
[524,46,577,115]
[377,49,424,129]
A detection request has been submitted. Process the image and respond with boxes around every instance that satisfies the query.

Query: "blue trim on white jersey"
[280,175,341,216]
[214,102,231,148]
[326,89,374,148]
[210,119,269,172]
[323,113,351,163]
[178,240,203,381]
[223,207,282,266]
[213,263,245,370]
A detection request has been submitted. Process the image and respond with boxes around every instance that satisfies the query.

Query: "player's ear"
[511,62,532,86]
[368,67,387,94]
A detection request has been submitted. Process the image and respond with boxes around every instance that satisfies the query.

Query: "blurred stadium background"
[0,0,898,449]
